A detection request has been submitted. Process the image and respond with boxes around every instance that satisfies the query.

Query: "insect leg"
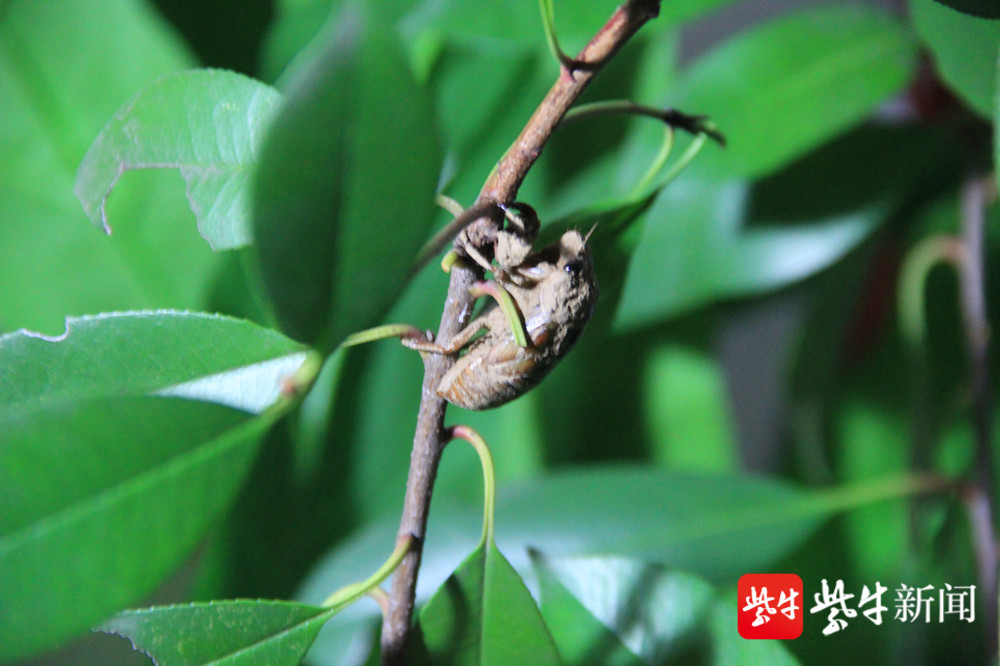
[400,313,489,355]
[498,202,540,244]
[340,324,425,348]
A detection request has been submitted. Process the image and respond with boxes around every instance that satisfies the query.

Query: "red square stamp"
[738,573,803,639]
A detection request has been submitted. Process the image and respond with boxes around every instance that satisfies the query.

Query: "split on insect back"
[403,203,599,410]
[342,200,598,410]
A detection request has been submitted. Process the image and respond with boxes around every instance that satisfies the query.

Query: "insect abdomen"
[437,349,542,410]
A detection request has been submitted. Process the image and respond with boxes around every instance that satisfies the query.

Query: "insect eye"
[564,260,581,274]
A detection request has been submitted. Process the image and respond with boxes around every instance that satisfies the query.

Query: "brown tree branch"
[380,2,662,662]
[957,174,997,654]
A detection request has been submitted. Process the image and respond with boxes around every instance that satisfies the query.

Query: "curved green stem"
[539,0,573,69]
[631,126,674,196]
[340,324,423,348]
[277,350,326,402]
[897,235,965,349]
[652,131,708,191]
[448,425,497,545]
[322,536,412,609]
[565,100,725,146]
[564,100,717,198]
[469,280,529,347]
[368,586,390,616]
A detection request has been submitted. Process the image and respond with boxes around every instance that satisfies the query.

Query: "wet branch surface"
[380,1,663,662]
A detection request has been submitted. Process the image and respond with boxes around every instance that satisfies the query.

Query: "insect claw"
[497,202,540,242]
[465,245,495,275]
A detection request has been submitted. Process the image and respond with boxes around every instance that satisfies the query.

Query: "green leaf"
[418,540,560,666]
[493,469,928,577]
[307,469,931,593]
[76,69,283,250]
[835,401,910,581]
[533,554,652,666]
[535,554,715,665]
[398,0,606,49]
[253,3,442,348]
[930,0,1000,19]
[0,0,218,334]
[0,310,308,418]
[707,600,801,665]
[0,398,279,661]
[644,345,738,472]
[534,554,802,666]
[100,600,336,665]
[0,311,308,659]
[613,177,871,328]
[676,5,917,179]
[299,468,929,663]
[260,0,336,83]
[658,0,744,25]
[425,42,539,160]
[613,125,951,329]
[910,0,1000,118]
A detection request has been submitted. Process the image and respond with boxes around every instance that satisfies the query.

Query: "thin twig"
[564,100,726,146]
[962,482,996,652]
[380,2,662,662]
[957,174,997,654]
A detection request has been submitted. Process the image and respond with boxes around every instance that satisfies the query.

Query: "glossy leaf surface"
[677,5,916,180]
[910,0,1000,118]
[418,540,560,666]
[614,125,955,328]
[0,401,278,660]
[100,600,335,665]
[534,554,801,665]
[0,0,216,333]
[76,69,282,250]
[1,311,307,418]
[298,469,925,663]
[253,2,442,348]
[0,311,305,659]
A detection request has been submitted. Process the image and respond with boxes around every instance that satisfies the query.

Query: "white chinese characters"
[743,586,800,626]
[809,580,975,635]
